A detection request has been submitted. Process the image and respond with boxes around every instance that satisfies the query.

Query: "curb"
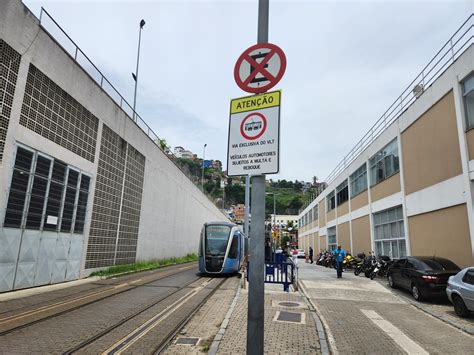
[208,282,241,355]
[298,279,334,355]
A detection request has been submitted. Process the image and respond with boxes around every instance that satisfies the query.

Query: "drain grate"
[272,300,305,309]
[273,311,306,324]
[278,301,300,308]
[175,337,200,346]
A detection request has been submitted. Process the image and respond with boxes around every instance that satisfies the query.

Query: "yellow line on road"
[0,266,193,324]
[0,285,120,324]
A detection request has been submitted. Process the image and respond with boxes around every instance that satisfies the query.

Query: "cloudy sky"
[24,0,473,183]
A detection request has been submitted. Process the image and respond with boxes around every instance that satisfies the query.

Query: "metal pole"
[247,1,268,354]
[244,175,250,236]
[201,144,207,190]
[273,193,276,228]
[133,19,145,121]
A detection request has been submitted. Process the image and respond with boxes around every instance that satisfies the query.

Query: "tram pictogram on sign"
[240,112,267,140]
[234,43,287,94]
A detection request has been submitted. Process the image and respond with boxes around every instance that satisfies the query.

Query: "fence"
[300,14,474,213]
[38,8,220,207]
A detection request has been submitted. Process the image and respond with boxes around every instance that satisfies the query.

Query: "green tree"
[281,236,290,249]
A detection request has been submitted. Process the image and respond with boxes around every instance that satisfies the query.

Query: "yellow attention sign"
[230,90,281,114]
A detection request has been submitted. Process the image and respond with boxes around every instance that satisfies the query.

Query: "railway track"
[0,263,197,335]
[0,264,231,354]
[66,276,227,354]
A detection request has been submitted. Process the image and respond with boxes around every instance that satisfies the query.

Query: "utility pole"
[247,1,268,354]
[132,19,145,121]
[201,143,207,190]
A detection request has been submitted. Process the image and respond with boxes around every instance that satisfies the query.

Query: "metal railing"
[300,14,474,214]
[38,8,220,207]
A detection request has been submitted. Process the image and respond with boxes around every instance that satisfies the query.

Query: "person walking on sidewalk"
[334,245,346,278]
[309,246,314,264]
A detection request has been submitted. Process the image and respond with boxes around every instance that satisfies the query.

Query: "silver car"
[446,267,474,317]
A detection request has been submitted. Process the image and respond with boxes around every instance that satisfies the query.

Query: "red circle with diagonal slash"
[240,112,267,140]
[234,43,286,94]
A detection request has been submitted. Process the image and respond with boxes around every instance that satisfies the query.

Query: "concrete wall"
[0,0,226,290]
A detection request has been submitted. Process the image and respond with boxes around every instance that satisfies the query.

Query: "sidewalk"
[166,268,328,355]
[209,279,326,355]
[297,262,474,354]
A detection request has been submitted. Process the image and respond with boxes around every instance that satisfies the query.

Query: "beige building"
[269,214,298,228]
[298,17,474,268]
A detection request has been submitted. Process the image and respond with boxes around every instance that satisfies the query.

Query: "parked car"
[446,267,474,317]
[296,249,306,258]
[387,256,460,301]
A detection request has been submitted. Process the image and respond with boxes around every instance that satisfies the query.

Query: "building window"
[463,74,474,129]
[326,191,335,212]
[350,163,367,197]
[336,180,348,206]
[3,148,34,227]
[3,146,91,233]
[373,206,406,259]
[369,139,399,186]
[327,227,337,251]
[312,206,318,221]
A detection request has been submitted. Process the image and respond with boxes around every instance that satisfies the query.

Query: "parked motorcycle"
[342,254,358,270]
[317,251,327,265]
[354,253,374,276]
[369,256,392,280]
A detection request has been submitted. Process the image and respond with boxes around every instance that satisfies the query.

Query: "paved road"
[0,263,220,354]
[298,263,473,354]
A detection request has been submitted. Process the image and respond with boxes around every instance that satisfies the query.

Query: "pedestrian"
[334,245,346,278]
[309,246,314,264]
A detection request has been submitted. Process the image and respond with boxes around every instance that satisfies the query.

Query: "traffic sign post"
[229,1,287,354]
[227,91,281,176]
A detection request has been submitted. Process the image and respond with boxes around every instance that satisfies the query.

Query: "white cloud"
[24,0,473,182]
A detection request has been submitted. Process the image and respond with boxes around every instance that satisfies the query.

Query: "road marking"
[360,309,428,355]
[102,279,213,354]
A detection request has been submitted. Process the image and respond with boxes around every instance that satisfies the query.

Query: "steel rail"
[153,277,228,354]
[0,263,197,336]
[62,275,217,354]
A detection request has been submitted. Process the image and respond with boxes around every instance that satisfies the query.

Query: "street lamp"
[132,19,146,121]
[201,143,207,190]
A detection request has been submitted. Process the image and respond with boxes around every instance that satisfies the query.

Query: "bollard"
[294,265,299,292]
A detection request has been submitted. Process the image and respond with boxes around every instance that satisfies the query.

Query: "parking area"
[376,278,474,335]
[298,262,474,354]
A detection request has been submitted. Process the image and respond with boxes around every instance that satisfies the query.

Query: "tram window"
[205,225,231,255]
[228,233,239,259]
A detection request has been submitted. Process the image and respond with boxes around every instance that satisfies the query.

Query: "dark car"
[387,256,460,301]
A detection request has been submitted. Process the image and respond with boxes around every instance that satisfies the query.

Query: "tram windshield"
[205,225,231,256]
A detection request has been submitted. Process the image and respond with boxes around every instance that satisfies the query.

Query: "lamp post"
[201,143,207,190]
[132,19,146,121]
